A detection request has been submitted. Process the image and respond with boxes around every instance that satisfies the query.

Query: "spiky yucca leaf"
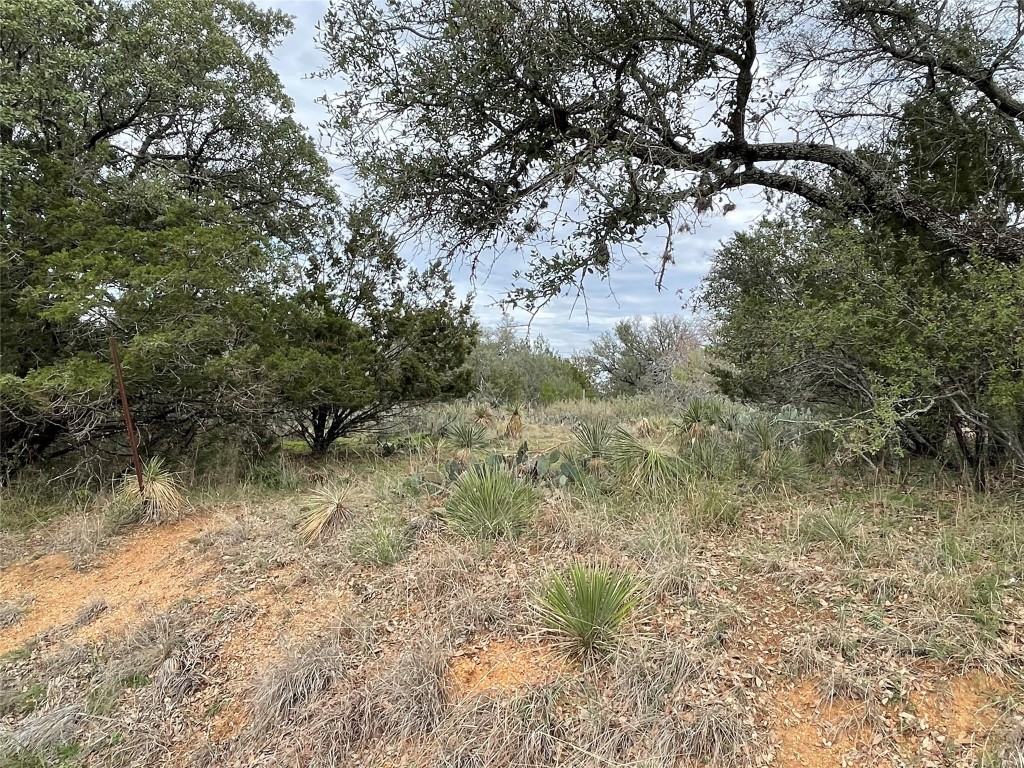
[444,464,536,539]
[572,419,612,460]
[609,428,681,490]
[298,483,355,543]
[534,564,642,657]
[115,457,186,524]
[446,420,488,454]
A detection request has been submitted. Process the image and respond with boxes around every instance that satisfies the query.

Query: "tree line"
[3,0,1021,489]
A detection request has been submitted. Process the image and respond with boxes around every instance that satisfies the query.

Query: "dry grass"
[249,636,344,729]
[361,634,450,740]
[1,401,1021,768]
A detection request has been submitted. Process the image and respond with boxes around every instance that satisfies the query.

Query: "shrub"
[444,464,536,539]
[534,563,642,657]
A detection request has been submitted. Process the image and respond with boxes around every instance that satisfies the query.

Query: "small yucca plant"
[446,421,488,463]
[609,428,681,491]
[297,482,355,543]
[743,415,786,454]
[115,457,186,524]
[534,564,642,657]
[675,397,725,440]
[473,403,495,426]
[753,447,808,491]
[444,464,536,539]
[572,419,612,473]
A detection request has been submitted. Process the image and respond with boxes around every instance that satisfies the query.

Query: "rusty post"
[109,338,144,496]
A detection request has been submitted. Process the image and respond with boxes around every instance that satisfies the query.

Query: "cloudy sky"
[256,0,763,353]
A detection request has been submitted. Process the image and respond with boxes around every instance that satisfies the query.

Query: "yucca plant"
[743,415,787,454]
[444,464,536,539]
[684,431,739,480]
[446,420,489,463]
[753,447,808,491]
[675,397,725,441]
[609,428,681,491]
[572,419,612,472]
[802,428,837,468]
[297,482,355,543]
[114,457,186,524]
[534,563,643,657]
[472,403,495,426]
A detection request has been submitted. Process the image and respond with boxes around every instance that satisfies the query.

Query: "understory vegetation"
[1,397,1021,767]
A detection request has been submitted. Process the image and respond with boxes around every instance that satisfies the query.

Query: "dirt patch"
[772,681,894,768]
[205,569,351,741]
[0,513,219,654]
[770,672,1009,768]
[449,637,565,697]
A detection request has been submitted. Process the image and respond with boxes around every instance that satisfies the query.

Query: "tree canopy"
[320,0,1023,305]
[574,315,706,397]
[469,319,594,404]
[0,0,476,478]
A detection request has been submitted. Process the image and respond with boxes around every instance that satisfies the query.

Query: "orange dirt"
[771,673,1008,768]
[449,637,566,697]
[206,569,351,741]
[0,513,218,654]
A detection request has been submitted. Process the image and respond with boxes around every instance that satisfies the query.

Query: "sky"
[256,0,764,354]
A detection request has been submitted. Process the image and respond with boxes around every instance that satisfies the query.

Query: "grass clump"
[113,456,186,524]
[534,563,643,657]
[797,506,861,553]
[349,517,414,565]
[297,482,355,543]
[444,464,536,540]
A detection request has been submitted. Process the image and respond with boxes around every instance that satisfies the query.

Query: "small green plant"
[472,402,495,426]
[802,428,837,467]
[444,464,536,539]
[350,517,414,565]
[114,456,186,524]
[797,507,861,552]
[753,447,808,491]
[297,482,355,543]
[571,419,612,470]
[446,421,489,462]
[683,431,739,480]
[608,428,682,491]
[534,563,643,657]
[936,529,974,571]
